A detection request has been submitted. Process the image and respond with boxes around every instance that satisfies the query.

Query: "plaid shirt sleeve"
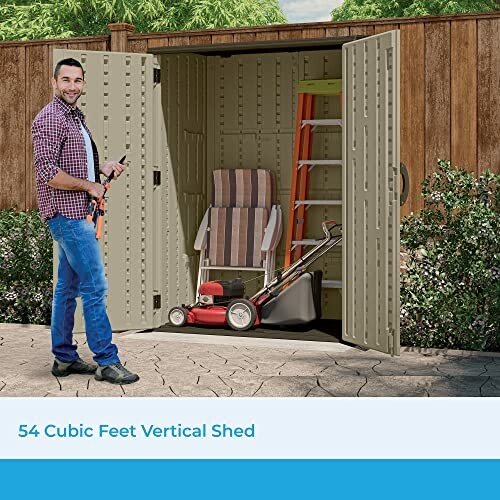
[32,110,64,184]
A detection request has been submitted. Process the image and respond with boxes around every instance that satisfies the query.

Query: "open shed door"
[53,49,158,331]
[342,31,400,355]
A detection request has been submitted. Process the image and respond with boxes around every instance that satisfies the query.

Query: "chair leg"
[197,252,208,298]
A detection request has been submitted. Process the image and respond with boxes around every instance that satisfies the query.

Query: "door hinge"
[153,171,161,186]
[153,294,161,309]
[153,67,161,84]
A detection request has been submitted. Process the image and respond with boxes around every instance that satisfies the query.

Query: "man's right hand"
[86,181,105,199]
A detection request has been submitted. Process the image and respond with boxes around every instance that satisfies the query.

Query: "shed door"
[53,49,156,331]
[342,31,400,355]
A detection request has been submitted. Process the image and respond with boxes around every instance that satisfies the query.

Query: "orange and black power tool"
[87,155,126,239]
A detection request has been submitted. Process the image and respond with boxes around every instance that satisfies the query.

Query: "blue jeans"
[47,214,119,366]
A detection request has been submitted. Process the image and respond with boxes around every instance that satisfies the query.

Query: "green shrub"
[400,160,499,351]
[0,209,52,324]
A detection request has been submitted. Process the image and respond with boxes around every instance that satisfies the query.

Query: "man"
[32,58,139,385]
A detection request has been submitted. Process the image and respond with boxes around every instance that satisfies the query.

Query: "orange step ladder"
[284,79,343,274]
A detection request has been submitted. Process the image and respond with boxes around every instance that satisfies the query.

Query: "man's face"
[51,65,85,107]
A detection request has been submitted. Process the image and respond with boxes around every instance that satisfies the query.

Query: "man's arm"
[48,170,104,199]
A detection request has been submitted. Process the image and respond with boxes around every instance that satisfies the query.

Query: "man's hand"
[100,159,126,179]
[87,181,105,199]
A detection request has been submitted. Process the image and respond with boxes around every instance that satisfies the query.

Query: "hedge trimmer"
[87,155,126,239]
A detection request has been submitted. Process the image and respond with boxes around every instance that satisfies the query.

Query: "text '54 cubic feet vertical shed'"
[54,28,400,355]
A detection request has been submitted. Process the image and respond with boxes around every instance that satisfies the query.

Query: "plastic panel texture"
[52,49,155,331]
[160,54,207,318]
[342,31,401,355]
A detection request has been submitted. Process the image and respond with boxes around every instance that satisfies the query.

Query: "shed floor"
[147,319,342,343]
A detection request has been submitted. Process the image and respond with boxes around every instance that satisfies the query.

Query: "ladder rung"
[298,160,342,169]
[322,280,342,289]
[294,200,342,208]
[291,239,322,246]
[301,119,343,129]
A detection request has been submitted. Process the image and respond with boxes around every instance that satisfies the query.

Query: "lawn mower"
[167,221,342,331]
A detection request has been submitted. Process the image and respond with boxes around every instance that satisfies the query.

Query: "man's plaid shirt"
[32,96,100,222]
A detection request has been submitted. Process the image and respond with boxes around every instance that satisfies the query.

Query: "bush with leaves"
[400,160,499,351]
[0,210,53,325]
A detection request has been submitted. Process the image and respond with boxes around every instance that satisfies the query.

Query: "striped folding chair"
[194,169,282,291]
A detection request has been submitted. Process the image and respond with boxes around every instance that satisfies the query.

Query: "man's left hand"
[100,159,126,179]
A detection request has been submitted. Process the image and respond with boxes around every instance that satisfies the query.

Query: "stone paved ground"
[1,323,499,397]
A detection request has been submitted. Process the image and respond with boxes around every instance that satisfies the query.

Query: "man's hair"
[54,58,85,79]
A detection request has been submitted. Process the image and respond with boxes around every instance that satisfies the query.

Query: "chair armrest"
[261,205,282,252]
[194,208,210,251]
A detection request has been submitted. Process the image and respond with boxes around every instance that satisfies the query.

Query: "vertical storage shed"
[54,28,400,355]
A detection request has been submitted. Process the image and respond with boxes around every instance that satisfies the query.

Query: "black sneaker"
[95,363,140,385]
[52,358,97,377]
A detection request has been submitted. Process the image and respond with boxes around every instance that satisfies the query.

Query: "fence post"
[108,23,135,52]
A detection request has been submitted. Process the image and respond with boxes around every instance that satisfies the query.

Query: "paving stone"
[270,360,333,377]
[483,364,500,377]
[306,386,335,397]
[479,378,500,397]
[317,375,367,397]
[425,376,490,397]
[1,326,500,397]
[358,376,432,397]
[251,376,319,397]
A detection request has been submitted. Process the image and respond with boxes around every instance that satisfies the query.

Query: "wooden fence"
[0,12,498,217]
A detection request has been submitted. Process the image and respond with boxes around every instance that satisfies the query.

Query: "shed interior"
[154,40,350,321]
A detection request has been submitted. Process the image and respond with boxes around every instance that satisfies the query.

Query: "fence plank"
[25,44,51,210]
[478,18,500,175]
[451,19,477,173]
[234,32,256,43]
[278,29,304,40]
[0,47,26,210]
[374,24,399,34]
[255,31,279,41]
[425,21,451,177]
[325,27,349,37]
[212,34,235,44]
[128,39,148,54]
[349,25,375,36]
[400,23,425,217]
[302,28,326,39]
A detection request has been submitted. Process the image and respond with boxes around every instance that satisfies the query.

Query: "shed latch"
[153,294,161,309]
[153,171,161,186]
[153,67,161,84]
